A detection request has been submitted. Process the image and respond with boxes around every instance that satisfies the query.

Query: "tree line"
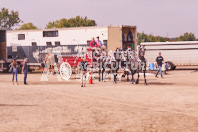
[0,8,197,42]
[137,32,197,44]
[0,8,96,30]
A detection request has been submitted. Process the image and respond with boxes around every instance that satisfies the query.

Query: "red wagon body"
[58,48,97,80]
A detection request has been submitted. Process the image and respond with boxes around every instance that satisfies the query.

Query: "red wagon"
[58,48,97,80]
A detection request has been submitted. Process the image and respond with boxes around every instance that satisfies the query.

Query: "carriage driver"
[96,36,106,52]
[78,57,89,87]
[90,37,100,49]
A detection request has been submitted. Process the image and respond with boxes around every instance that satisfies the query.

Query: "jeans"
[156,66,163,77]
[12,69,18,82]
[24,70,27,84]
[81,71,87,86]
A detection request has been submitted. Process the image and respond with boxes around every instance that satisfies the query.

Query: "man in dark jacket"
[22,58,28,84]
[78,57,89,87]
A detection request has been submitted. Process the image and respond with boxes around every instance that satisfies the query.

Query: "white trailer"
[0,25,137,72]
[141,41,198,70]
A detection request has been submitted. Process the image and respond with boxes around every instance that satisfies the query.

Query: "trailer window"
[18,34,25,40]
[8,55,12,59]
[103,40,107,44]
[32,42,37,46]
[46,42,52,46]
[55,41,60,46]
[43,31,58,37]
[103,40,107,47]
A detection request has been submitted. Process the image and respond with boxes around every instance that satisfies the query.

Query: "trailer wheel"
[60,62,72,80]
[166,61,174,70]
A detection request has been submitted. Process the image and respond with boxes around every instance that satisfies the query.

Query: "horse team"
[95,45,147,85]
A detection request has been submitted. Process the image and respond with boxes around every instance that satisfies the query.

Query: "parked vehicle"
[141,41,198,70]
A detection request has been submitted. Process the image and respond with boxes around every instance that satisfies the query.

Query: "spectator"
[96,36,106,51]
[155,52,165,78]
[10,58,19,85]
[41,60,46,74]
[90,37,100,48]
[22,58,28,84]
[78,57,89,87]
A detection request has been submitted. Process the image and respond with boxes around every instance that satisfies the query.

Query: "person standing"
[22,58,28,84]
[49,49,55,74]
[78,57,89,87]
[45,53,50,71]
[155,52,165,78]
[40,60,46,74]
[10,58,19,85]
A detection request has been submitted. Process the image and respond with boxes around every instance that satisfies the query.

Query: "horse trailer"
[141,41,198,70]
[0,25,137,72]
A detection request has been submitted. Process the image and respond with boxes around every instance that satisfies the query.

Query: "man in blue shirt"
[96,36,106,52]
[22,58,28,84]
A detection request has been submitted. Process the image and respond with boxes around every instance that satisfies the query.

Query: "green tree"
[148,34,156,42]
[156,36,166,42]
[138,32,169,44]
[137,32,143,45]
[0,8,22,30]
[137,32,151,44]
[46,16,96,29]
[177,32,196,41]
[16,23,38,30]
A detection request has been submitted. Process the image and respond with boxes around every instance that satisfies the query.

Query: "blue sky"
[1,0,198,37]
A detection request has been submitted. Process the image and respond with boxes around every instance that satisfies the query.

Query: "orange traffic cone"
[89,73,93,84]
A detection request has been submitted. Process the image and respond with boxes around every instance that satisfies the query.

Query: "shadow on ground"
[147,82,174,85]
[0,104,38,107]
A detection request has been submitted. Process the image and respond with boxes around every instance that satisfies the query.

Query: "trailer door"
[0,30,6,60]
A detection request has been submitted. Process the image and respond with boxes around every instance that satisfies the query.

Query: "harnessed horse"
[97,48,121,83]
[129,45,147,85]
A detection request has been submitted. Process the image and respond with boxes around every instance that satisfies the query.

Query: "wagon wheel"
[60,62,72,80]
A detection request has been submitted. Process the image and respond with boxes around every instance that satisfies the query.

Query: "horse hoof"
[130,81,133,84]
[145,83,147,85]
[134,82,136,85]
[103,80,105,82]
[113,81,117,84]
[127,79,129,81]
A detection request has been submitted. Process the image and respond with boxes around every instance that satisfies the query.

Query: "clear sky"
[1,0,198,37]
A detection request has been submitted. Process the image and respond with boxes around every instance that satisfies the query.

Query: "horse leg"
[116,68,119,82]
[127,71,129,81]
[144,69,147,85]
[113,70,117,83]
[102,68,105,82]
[132,70,136,84]
[136,70,139,84]
[99,70,101,81]
[130,70,133,84]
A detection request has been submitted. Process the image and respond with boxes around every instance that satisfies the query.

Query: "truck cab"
[0,30,7,72]
[0,30,23,72]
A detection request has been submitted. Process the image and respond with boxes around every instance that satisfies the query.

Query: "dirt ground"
[0,69,198,132]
